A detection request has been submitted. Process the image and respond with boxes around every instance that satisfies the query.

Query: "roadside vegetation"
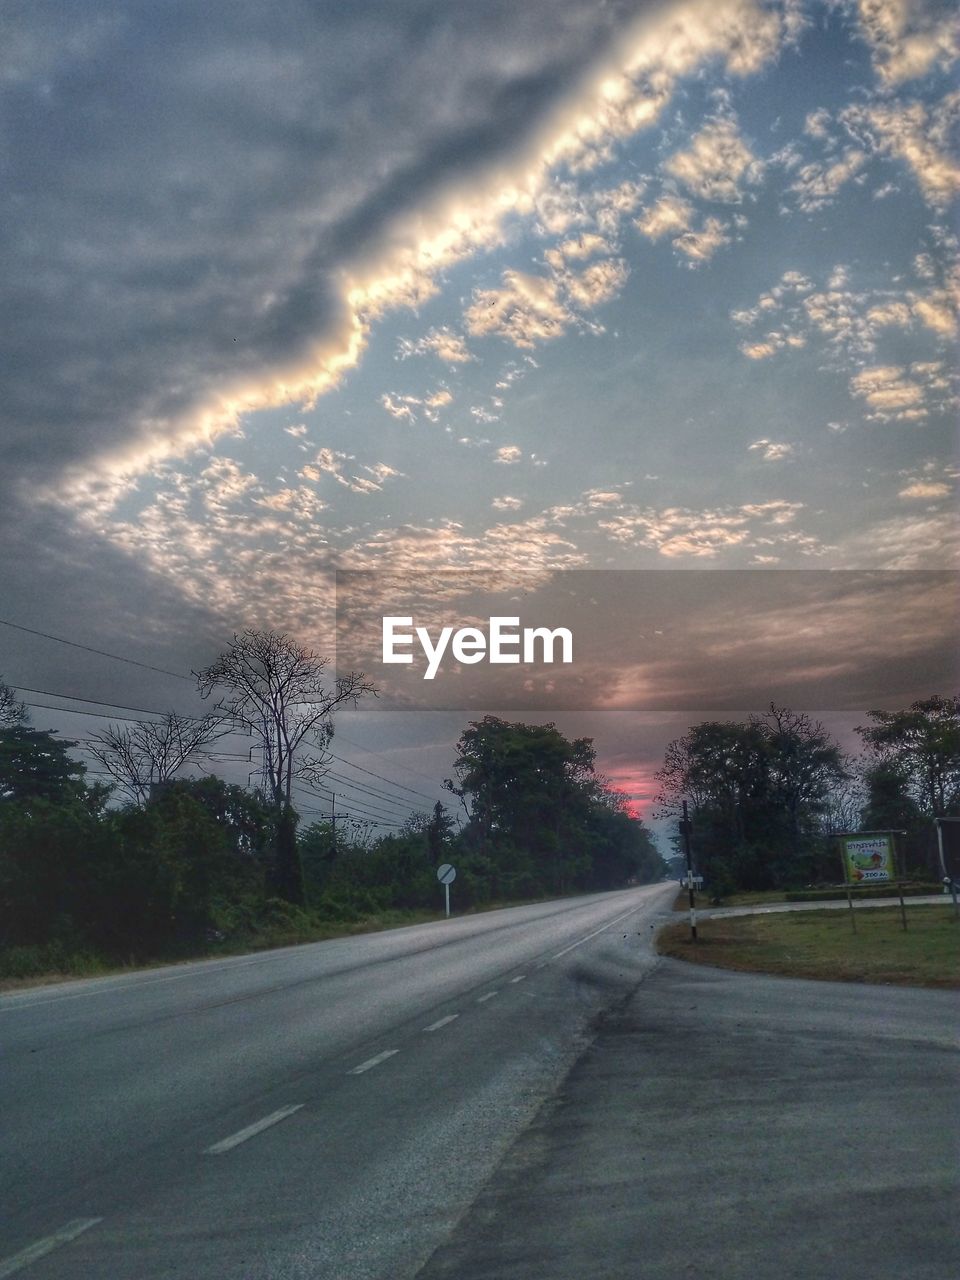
[657,696,959,897]
[657,905,959,988]
[0,643,664,985]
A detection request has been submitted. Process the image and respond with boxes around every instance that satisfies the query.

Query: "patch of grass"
[657,905,959,988]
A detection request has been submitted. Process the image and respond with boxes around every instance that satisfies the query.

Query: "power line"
[14,686,222,723]
[21,701,168,725]
[333,731,445,786]
[3,619,446,787]
[293,788,403,829]
[321,767,438,812]
[297,779,408,826]
[324,748,442,804]
[0,618,193,681]
[18,689,443,803]
[8,660,448,812]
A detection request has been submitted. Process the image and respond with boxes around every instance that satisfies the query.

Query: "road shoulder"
[415,960,959,1280]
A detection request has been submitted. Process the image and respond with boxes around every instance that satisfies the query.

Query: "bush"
[0,941,107,980]
[785,882,942,901]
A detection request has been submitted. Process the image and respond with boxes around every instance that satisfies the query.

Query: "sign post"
[935,817,960,921]
[680,801,696,943]
[436,862,456,918]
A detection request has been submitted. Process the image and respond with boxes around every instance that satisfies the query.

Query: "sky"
[1,0,957,844]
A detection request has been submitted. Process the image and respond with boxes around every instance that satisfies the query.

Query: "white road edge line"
[0,1218,102,1278]
[476,991,498,1003]
[349,1049,399,1075]
[204,1104,304,1155]
[424,1015,459,1032]
[510,975,526,983]
[552,904,645,961]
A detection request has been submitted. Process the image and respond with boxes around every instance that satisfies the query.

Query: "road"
[0,883,674,1279]
[418,960,959,1280]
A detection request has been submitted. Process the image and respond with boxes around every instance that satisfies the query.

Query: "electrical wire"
[0,618,194,680]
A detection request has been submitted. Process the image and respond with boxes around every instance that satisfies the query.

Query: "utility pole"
[330,792,337,859]
[680,800,697,943]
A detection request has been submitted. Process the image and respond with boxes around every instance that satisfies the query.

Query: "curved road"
[0,883,675,1279]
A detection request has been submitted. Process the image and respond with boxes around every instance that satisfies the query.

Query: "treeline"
[0,682,663,976]
[656,698,960,895]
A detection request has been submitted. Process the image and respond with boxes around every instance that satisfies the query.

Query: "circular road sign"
[436,863,457,885]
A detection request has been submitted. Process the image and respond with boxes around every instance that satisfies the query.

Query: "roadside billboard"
[840,833,896,885]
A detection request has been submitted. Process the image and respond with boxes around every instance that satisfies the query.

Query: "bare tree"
[194,629,376,810]
[88,712,230,807]
[0,677,27,729]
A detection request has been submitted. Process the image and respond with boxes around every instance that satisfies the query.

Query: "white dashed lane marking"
[204,1104,304,1155]
[509,975,526,983]
[349,1049,399,1075]
[0,1219,102,1278]
[424,1015,459,1032]
[476,991,498,1004]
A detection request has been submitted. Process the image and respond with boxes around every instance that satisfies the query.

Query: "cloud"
[749,439,795,461]
[635,195,694,239]
[636,196,732,264]
[848,361,956,421]
[734,260,960,380]
[381,393,418,423]
[5,0,805,519]
[898,479,951,499]
[788,149,868,212]
[672,216,732,262]
[544,232,613,270]
[854,0,960,86]
[464,254,629,349]
[492,495,524,510]
[559,257,630,308]
[381,387,453,423]
[842,93,960,209]
[662,116,761,202]
[465,271,573,348]
[494,445,523,464]
[397,327,474,364]
[594,497,812,559]
[835,512,959,568]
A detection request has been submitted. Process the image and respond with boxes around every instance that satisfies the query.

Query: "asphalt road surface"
[0,883,674,1279]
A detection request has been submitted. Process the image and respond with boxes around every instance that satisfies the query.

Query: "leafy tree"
[857,695,960,818]
[0,795,109,948]
[860,761,924,831]
[655,706,847,890]
[154,776,275,863]
[425,801,455,865]
[859,760,934,877]
[450,716,658,896]
[0,726,90,806]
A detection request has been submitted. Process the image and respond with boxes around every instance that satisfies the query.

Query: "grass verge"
[0,893,575,993]
[657,905,959,988]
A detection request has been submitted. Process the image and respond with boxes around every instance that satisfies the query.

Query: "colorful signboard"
[841,833,896,884]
